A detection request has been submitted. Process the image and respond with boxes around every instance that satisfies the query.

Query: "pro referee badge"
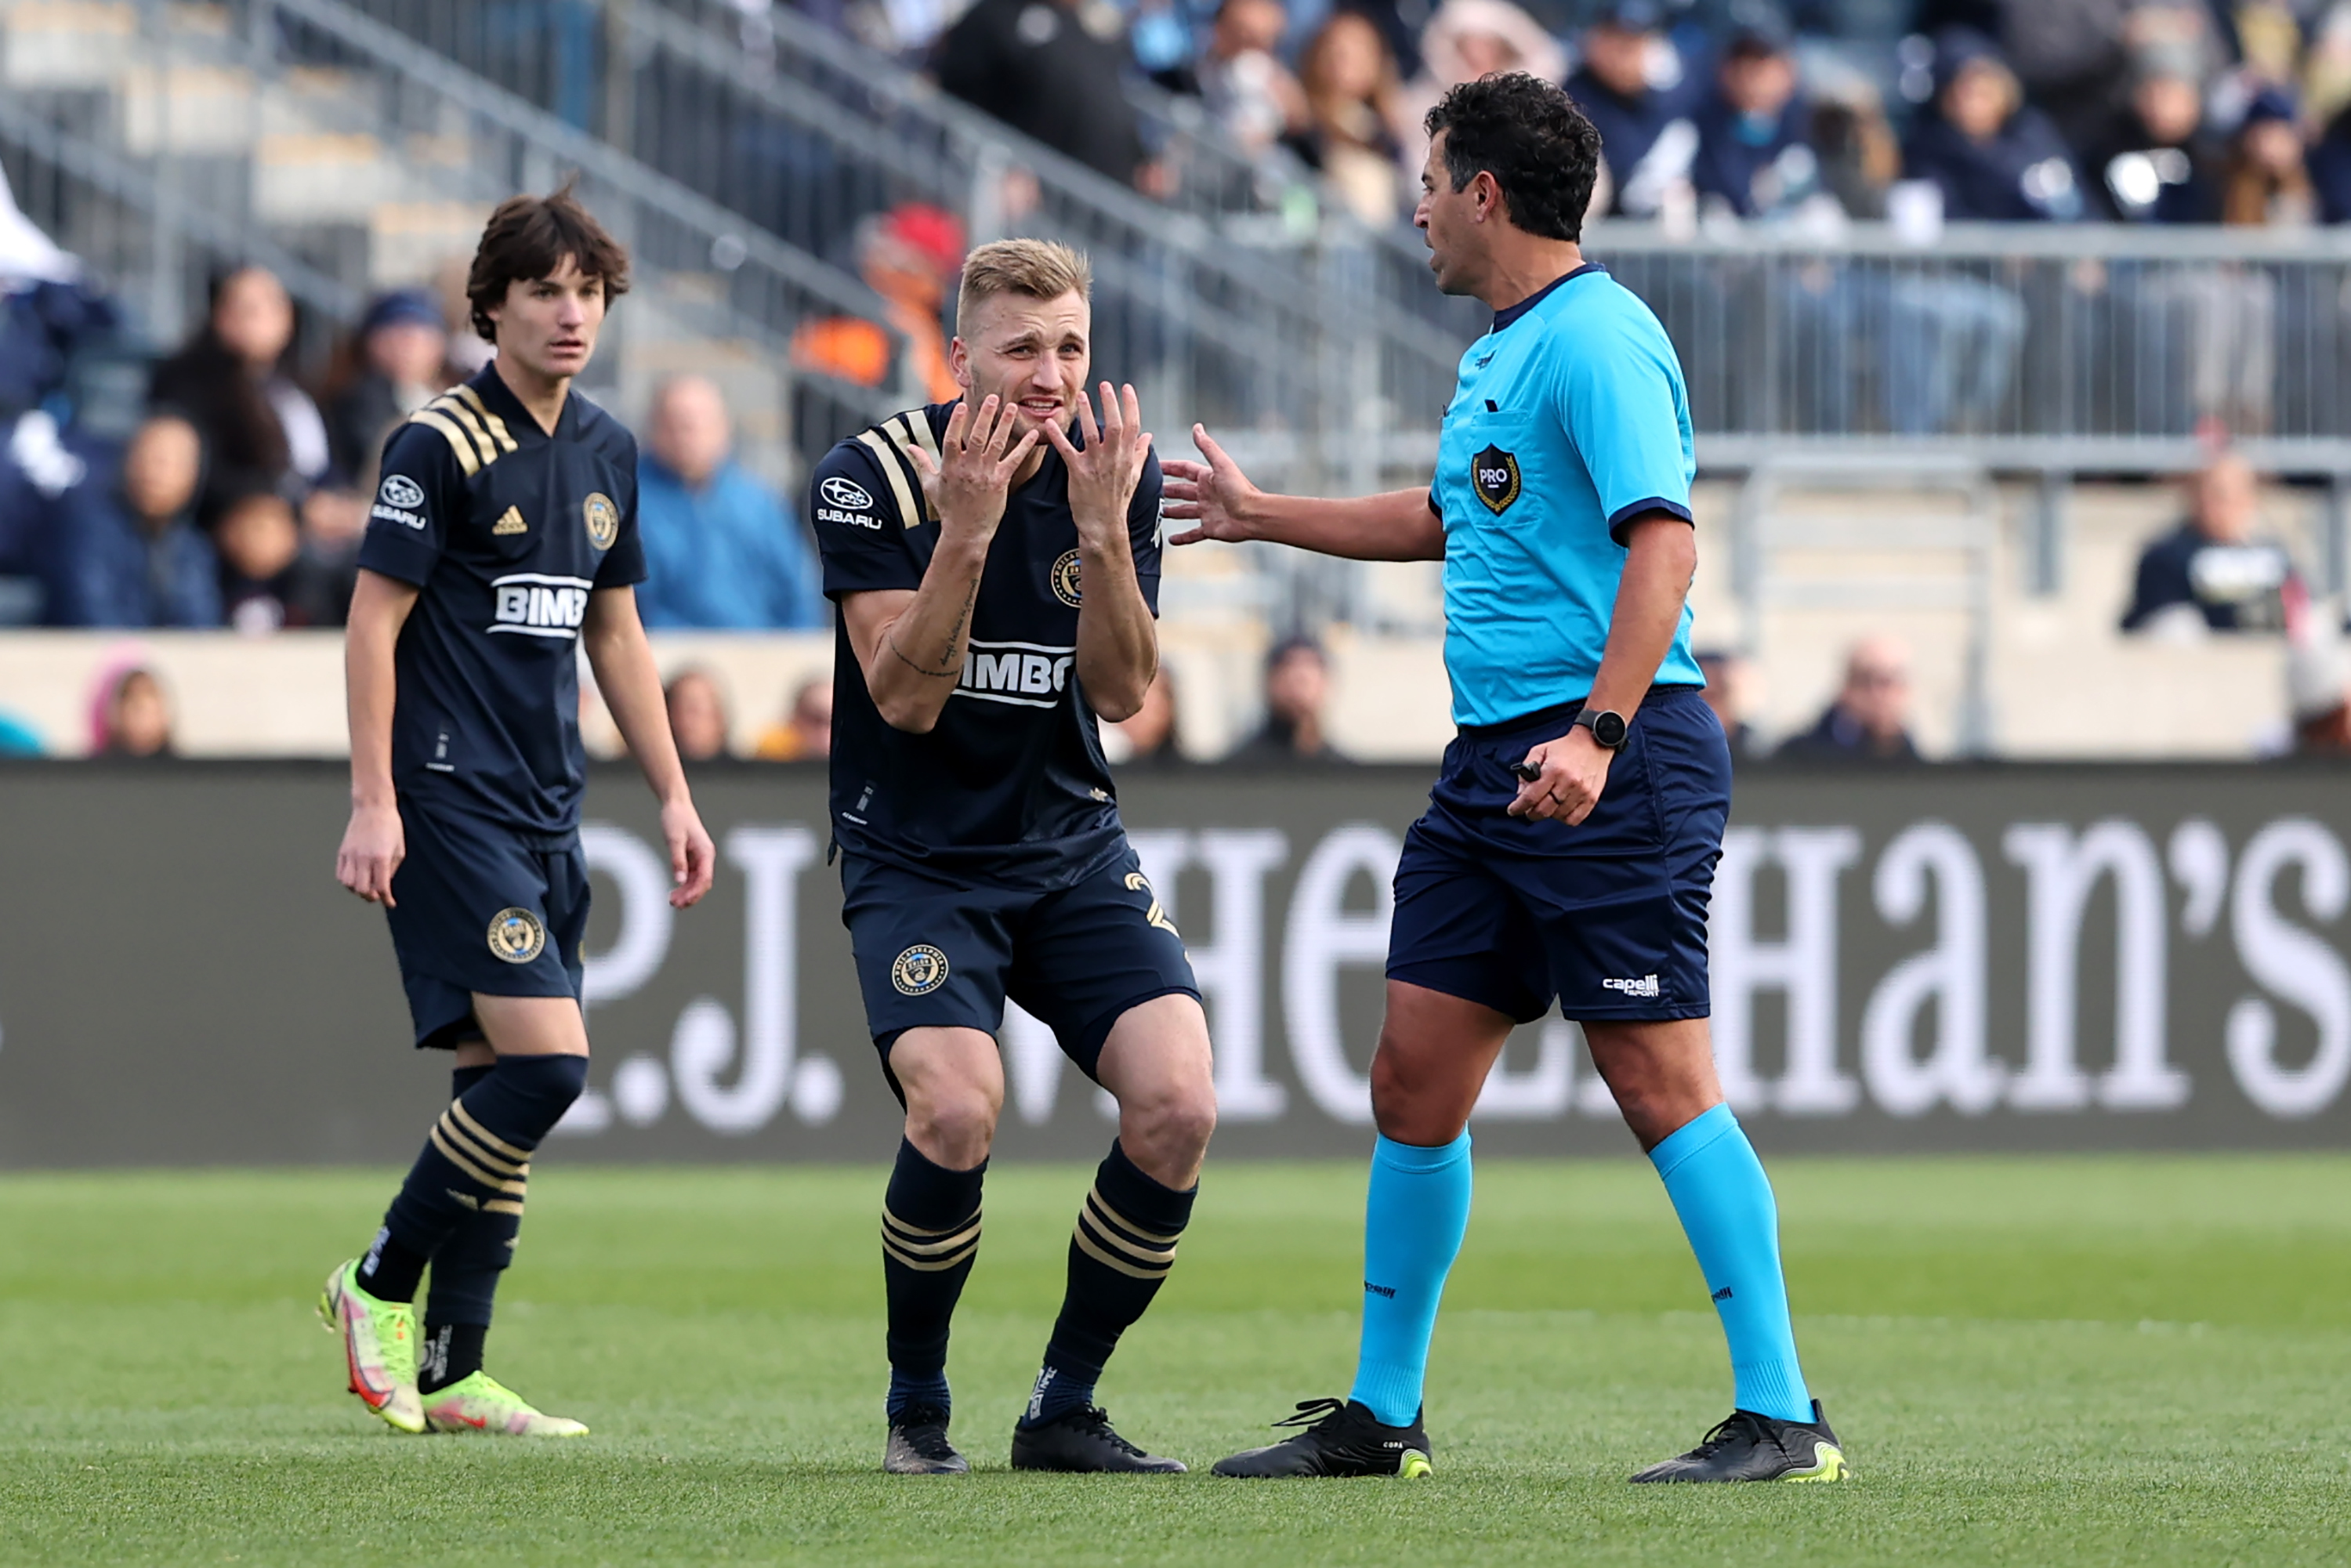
[1051,549,1083,607]
[582,492,620,551]
[1472,444,1522,515]
[487,907,547,965]
[891,944,950,996]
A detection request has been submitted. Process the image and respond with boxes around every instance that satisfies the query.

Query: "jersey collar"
[1491,262,1607,335]
[470,361,569,443]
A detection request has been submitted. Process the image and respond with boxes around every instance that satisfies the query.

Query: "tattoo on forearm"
[932,581,979,669]
[886,629,962,678]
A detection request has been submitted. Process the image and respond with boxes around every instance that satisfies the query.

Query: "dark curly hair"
[465,180,632,342]
[1424,74,1602,242]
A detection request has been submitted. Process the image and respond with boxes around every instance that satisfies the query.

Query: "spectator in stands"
[636,375,824,631]
[790,204,965,407]
[2121,451,2302,636]
[1777,636,1920,762]
[1286,12,1408,225]
[92,663,173,758]
[432,254,495,378]
[324,288,449,492]
[214,487,350,632]
[934,0,1156,189]
[1692,7,1829,222]
[38,413,219,629]
[665,667,734,762]
[2313,103,2351,223]
[1111,664,1190,766]
[1190,0,1308,156]
[1695,648,1759,759]
[2287,640,2351,754]
[1230,634,1350,763]
[2082,54,2223,222]
[149,266,332,527]
[1394,0,1563,188]
[2221,86,2317,226]
[1568,0,1700,221]
[754,675,834,760]
[1808,73,1901,219]
[1902,29,2085,222]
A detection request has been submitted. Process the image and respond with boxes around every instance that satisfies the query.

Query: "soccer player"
[808,239,1215,1476]
[1172,75,1849,1484]
[321,187,717,1437]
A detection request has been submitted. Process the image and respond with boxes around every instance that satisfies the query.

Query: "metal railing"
[316,0,1479,500]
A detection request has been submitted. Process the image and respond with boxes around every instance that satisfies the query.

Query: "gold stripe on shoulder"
[853,428,923,530]
[885,414,939,522]
[449,384,519,454]
[898,410,941,462]
[408,409,482,476]
[428,394,499,468]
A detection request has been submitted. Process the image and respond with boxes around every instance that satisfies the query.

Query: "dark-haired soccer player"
[1176,74,1849,1483]
[809,238,1214,1476]
[321,187,716,1437]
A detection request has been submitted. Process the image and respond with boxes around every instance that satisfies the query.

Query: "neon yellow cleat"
[317,1259,425,1434]
[422,1371,590,1436]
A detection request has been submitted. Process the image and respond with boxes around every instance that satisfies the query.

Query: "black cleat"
[1212,1398,1433,1478]
[883,1403,969,1474]
[1630,1400,1850,1483]
[1011,1405,1186,1472]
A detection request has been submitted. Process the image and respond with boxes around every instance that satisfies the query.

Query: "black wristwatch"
[1573,708,1629,749]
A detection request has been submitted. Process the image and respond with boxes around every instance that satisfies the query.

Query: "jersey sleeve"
[355,420,465,585]
[1555,322,1695,546]
[811,441,925,599]
[1128,449,1164,617]
[594,441,648,589]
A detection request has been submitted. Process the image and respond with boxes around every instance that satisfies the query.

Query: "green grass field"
[4,1157,2349,1566]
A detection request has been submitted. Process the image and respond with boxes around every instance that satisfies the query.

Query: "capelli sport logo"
[1472,444,1521,514]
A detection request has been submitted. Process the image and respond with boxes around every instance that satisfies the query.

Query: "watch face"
[1592,710,1628,748]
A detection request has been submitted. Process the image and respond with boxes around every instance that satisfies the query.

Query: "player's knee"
[1135,1081,1217,1161]
[906,1086,999,1165]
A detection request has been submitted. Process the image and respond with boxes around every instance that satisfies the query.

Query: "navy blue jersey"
[811,401,1162,889]
[356,367,646,837]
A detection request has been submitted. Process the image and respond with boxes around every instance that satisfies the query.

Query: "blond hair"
[955,237,1092,330]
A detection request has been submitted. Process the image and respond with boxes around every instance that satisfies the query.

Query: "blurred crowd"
[848,0,2351,229]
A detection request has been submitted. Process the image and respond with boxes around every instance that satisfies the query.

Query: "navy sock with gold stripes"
[423,1064,510,1385]
[1022,1140,1195,1428]
[356,1054,587,1304]
[881,1139,984,1421]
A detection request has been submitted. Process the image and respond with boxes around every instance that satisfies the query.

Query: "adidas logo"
[445,1189,480,1210]
[492,505,527,535]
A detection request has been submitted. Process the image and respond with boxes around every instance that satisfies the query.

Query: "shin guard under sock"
[1649,1103,1813,1424]
[425,1064,513,1363]
[1349,1131,1473,1428]
[881,1139,984,1420]
[1024,1140,1196,1426]
[360,1054,588,1302]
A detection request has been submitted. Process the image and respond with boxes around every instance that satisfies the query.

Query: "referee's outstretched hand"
[903,393,1037,538]
[1162,425,1257,545]
[1507,729,1612,826]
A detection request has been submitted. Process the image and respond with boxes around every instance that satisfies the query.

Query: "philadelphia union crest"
[892,943,950,996]
[1051,549,1083,607]
[1472,444,1521,515]
[583,491,620,551]
[487,907,547,964]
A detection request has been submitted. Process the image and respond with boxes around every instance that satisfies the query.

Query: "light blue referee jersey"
[1429,263,1704,728]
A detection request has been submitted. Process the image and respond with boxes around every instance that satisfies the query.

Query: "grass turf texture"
[4,1158,2348,1566]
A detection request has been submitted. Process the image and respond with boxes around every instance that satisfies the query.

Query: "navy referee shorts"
[1386,685,1730,1024]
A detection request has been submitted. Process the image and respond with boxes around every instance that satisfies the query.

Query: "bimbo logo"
[956,639,1075,708]
[489,573,592,639]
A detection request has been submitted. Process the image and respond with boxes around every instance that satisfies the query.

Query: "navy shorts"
[1387,686,1730,1024]
[382,799,589,1051]
[840,843,1199,1087]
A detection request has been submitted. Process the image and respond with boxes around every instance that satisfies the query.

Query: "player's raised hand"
[335,800,405,906]
[905,393,1038,541]
[1162,424,1261,545]
[662,797,718,908]
[1045,382,1152,538]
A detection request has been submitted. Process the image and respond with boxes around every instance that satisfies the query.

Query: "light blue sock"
[1348,1132,1473,1427]
[1649,1103,1813,1424]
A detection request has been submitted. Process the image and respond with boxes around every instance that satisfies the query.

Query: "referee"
[1171,74,1847,1484]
